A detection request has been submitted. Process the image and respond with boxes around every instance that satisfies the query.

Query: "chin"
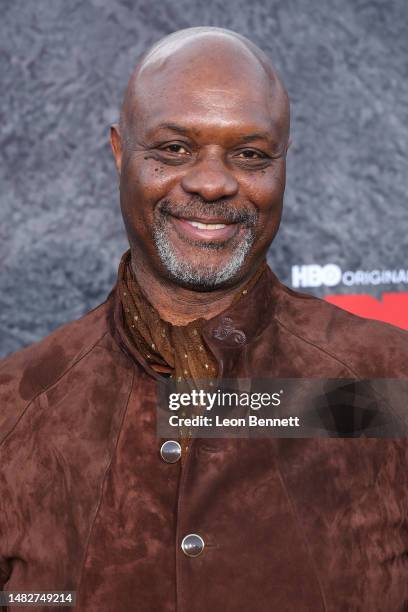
[159,253,248,292]
[154,225,256,292]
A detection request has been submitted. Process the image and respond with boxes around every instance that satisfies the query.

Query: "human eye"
[232,147,271,169]
[235,148,267,160]
[161,143,191,155]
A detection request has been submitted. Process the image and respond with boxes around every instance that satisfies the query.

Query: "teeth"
[189,221,227,230]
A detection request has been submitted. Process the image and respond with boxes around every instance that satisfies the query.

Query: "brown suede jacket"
[0,263,407,611]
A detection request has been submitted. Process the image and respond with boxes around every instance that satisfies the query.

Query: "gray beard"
[152,221,256,290]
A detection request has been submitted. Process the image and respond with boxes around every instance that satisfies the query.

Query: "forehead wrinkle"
[134,94,278,144]
[238,132,274,143]
[135,77,284,130]
[143,122,203,141]
[142,117,282,151]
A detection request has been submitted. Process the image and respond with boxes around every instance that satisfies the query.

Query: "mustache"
[157,197,259,227]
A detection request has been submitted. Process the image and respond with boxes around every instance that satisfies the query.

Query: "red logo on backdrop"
[324,292,408,331]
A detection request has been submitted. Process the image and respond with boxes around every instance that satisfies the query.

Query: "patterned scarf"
[118,249,267,385]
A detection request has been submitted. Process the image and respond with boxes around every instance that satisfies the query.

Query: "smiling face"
[112,31,290,291]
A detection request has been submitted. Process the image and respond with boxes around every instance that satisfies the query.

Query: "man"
[0,26,407,611]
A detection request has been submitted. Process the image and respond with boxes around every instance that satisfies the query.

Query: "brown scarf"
[118,250,267,459]
[118,249,267,385]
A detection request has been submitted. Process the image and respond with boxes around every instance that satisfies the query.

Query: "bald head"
[119,27,290,144]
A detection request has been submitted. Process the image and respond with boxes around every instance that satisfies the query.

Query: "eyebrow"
[238,132,272,143]
[154,122,194,136]
[152,123,273,143]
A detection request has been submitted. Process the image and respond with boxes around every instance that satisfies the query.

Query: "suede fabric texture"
[0,261,407,612]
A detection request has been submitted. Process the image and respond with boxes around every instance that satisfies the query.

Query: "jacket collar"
[109,255,281,380]
[200,266,280,378]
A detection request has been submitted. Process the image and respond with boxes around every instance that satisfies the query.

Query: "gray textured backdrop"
[1,0,407,357]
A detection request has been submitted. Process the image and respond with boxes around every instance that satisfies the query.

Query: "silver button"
[181,534,205,557]
[160,440,181,463]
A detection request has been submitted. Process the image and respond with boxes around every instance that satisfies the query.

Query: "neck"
[130,255,261,326]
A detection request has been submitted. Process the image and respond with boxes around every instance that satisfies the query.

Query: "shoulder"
[270,275,408,377]
[0,295,114,438]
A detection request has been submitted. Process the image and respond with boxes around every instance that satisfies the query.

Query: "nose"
[181,157,239,201]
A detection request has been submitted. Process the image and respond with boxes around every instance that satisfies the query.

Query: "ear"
[110,123,123,177]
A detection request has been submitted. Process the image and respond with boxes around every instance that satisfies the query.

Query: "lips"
[169,215,239,241]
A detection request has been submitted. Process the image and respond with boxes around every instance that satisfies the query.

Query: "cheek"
[119,159,180,243]
[241,164,285,251]
[243,163,286,212]
[121,158,173,209]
